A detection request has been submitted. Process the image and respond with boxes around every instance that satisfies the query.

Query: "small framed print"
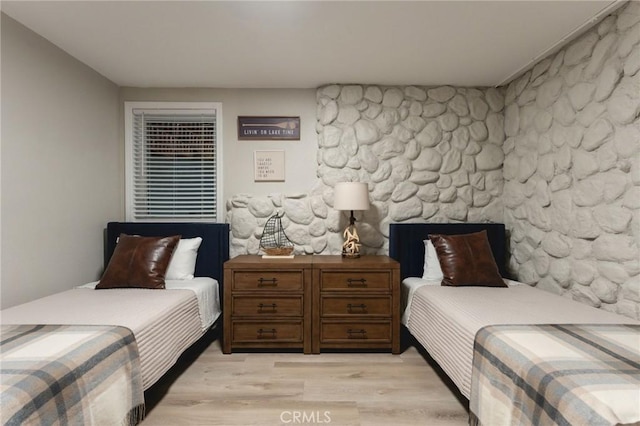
[254,150,285,182]
[238,116,300,140]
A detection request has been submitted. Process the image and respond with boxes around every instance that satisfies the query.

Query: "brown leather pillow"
[96,234,181,289]
[429,231,506,287]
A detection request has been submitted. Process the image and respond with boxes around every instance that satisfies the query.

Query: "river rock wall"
[227,85,505,257]
[502,2,640,318]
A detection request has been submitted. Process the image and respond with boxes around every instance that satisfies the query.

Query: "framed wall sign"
[238,116,300,140]
[254,150,285,182]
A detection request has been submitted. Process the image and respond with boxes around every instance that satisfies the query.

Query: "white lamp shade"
[333,182,370,211]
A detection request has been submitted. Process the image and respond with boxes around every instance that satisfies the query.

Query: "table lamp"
[333,182,370,258]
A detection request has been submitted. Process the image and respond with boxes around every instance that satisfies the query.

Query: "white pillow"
[422,239,444,281]
[166,237,202,280]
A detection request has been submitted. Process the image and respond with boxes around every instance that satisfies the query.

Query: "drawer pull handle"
[347,303,367,313]
[347,329,367,339]
[258,303,277,313]
[347,278,367,287]
[257,328,277,339]
[258,278,278,287]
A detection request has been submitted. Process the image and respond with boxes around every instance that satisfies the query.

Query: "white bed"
[401,277,639,399]
[390,222,640,425]
[0,222,230,425]
[1,278,220,390]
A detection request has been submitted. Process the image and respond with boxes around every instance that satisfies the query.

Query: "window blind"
[131,109,217,220]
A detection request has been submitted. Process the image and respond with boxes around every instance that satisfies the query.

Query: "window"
[125,102,223,222]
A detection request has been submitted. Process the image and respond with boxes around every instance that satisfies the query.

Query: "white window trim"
[124,101,224,223]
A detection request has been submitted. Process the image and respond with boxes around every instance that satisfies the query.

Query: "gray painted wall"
[119,88,318,202]
[1,14,121,309]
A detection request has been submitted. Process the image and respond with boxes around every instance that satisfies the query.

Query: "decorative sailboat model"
[259,213,294,258]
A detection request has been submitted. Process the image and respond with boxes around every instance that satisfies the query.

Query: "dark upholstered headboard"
[105,222,230,286]
[388,223,508,281]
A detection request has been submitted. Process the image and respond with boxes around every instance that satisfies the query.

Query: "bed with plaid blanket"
[1,324,145,425]
[470,324,640,426]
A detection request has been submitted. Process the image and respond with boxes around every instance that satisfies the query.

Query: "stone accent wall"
[502,1,640,319]
[227,85,505,258]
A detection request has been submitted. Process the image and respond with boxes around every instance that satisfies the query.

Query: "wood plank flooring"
[143,330,468,425]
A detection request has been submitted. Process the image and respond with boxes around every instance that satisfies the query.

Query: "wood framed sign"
[238,116,300,140]
[254,150,285,182]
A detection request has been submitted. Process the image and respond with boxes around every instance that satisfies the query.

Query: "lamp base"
[342,224,361,258]
[341,251,360,259]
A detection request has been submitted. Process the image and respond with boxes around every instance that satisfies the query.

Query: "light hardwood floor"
[143,330,468,425]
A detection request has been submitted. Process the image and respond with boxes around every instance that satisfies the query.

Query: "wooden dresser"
[312,255,400,354]
[223,255,312,354]
[223,255,400,354]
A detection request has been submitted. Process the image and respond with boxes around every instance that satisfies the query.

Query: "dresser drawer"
[321,296,391,317]
[232,296,303,316]
[232,271,303,291]
[320,271,390,291]
[320,321,391,343]
[232,321,303,343]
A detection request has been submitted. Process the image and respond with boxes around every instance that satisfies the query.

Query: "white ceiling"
[1,0,625,89]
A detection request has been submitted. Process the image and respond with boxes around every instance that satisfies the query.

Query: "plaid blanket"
[1,324,145,425]
[470,324,640,426]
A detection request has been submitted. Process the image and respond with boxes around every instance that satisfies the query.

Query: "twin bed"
[0,222,229,425]
[389,223,640,426]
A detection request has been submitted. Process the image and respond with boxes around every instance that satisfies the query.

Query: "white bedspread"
[401,278,640,399]
[77,277,221,330]
[1,277,220,390]
[401,277,440,324]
